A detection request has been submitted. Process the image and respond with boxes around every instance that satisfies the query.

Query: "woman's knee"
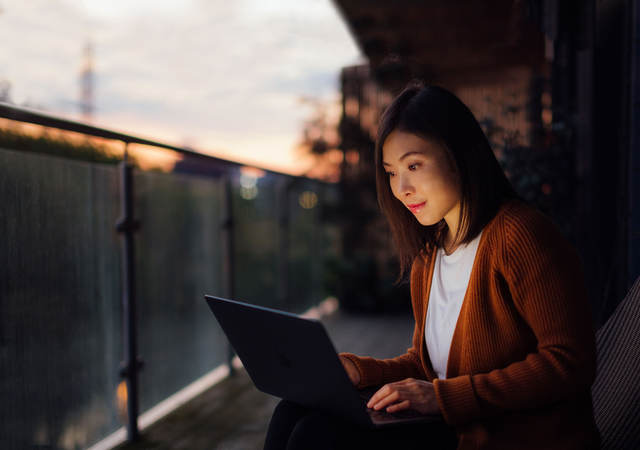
[264,400,310,450]
[286,411,349,450]
[272,399,308,420]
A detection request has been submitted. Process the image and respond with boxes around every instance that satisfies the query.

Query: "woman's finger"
[371,389,401,411]
[366,379,440,415]
[366,384,390,408]
[367,383,403,408]
[366,379,416,408]
[370,387,405,411]
[386,399,411,413]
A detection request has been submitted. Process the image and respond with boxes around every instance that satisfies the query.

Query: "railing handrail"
[0,100,332,446]
[0,101,301,178]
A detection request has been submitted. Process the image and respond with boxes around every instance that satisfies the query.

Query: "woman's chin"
[414,214,442,227]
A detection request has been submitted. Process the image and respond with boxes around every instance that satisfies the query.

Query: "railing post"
[116,143,142,442]
[222,174,236,374]
[277,178,291,310]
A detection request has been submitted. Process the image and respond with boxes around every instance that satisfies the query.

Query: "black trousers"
[264,399,458,450]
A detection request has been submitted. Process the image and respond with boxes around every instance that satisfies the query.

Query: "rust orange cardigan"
[341,200,600,449]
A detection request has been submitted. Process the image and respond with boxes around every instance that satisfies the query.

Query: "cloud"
[0,0,362,173]
[79,0,200,21]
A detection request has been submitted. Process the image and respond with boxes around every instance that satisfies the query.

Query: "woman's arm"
[434,209,597,426]
[338,254,431,389]
[339,319,426,388]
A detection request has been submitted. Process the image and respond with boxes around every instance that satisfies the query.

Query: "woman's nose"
[398,174,415,196]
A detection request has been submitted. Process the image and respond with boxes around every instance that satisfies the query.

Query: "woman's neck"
[443,231,459,255]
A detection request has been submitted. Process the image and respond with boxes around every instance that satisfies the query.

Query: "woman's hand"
[366,378,441,415]
[339,355,360,385]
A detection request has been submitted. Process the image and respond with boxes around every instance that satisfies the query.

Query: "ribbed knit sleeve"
[339,254,428,389]
[433,205,597,426]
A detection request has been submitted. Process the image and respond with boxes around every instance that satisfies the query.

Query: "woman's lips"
[407,201,426,214]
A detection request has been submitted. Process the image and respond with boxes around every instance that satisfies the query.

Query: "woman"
[264,83,600,450]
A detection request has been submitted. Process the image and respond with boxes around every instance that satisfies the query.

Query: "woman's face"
[382,130,462,230]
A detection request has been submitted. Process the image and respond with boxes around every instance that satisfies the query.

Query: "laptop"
[204,295,443,428]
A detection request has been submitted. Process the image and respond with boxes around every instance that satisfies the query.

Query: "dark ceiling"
[333,0,546,87]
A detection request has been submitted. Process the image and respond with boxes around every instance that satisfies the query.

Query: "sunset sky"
[0,0,363,174]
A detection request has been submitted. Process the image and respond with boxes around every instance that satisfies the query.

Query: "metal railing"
[0,102,334,448]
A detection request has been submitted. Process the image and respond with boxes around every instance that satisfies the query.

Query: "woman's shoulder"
[489,198,554,232]
[488,198,574,258]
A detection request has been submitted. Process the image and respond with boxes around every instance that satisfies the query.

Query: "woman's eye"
[385,171,395,177]
[408,163,420,171]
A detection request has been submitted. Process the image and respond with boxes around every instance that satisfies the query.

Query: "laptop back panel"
[205,295,372,426]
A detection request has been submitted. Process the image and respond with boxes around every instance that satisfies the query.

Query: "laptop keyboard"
[368,407,424,421]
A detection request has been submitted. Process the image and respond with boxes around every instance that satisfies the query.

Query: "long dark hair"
[375,81,519,278]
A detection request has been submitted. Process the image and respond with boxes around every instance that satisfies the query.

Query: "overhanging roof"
[333,0,545,86]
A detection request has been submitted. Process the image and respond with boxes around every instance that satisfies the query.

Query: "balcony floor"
[114,307,415,450]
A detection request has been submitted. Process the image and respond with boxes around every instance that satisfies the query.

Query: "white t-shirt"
[425,231,483,379]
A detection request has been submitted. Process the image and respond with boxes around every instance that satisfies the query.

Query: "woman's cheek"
[389,180,401,200]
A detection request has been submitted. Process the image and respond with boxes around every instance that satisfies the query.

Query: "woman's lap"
[264,399,457,450]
